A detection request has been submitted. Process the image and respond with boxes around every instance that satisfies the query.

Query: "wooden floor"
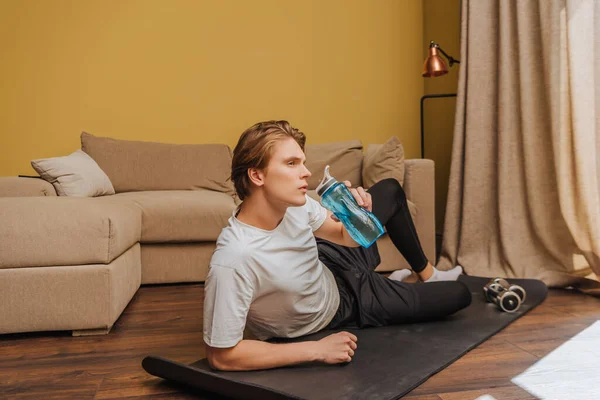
[1,283,599,400]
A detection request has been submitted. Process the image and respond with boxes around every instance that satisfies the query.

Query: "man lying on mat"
[203,120,472,371]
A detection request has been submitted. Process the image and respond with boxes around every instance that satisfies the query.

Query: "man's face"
[262,137,312,207]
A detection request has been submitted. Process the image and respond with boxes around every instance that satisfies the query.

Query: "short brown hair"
[232,120,306,201]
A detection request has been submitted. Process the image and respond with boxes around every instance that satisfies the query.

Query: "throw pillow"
[362,136,405,188]
[31,149,115,197]
[305,140,364,189]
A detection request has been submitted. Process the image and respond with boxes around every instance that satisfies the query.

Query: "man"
[203,120,471,371]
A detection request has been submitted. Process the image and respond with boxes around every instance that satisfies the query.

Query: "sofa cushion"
[0,244,141,335]
[81,132,234,196]
[0,197,141,269]
[99,190,236,243]
[362,136,405,188]
[31,149,115,197]
[305,140,363,189]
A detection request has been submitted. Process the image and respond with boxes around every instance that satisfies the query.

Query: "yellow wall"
[423,0,461,233]
[0,0,423,176]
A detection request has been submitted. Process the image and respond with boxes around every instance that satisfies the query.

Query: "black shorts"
[317,238,471,329]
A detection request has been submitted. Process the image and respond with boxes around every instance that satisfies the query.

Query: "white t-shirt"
[203,195,341,348]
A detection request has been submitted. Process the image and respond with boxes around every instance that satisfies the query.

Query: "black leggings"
[368,178,429,272]
[318,178,471,329]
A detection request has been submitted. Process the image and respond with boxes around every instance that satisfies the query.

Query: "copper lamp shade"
[422,45,449,77]
[422,41,459,78]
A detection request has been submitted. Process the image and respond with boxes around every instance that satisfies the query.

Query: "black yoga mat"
[143,276,548,400]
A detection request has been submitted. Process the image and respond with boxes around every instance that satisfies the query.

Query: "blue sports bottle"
[315,165,385,248]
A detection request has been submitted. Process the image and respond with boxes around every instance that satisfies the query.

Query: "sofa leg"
[72,326,112,336]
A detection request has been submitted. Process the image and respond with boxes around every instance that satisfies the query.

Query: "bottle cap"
[315,165,337,196]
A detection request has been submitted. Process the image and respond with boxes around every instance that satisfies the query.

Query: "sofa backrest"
[81,132,234,195]
[304,140,363,189]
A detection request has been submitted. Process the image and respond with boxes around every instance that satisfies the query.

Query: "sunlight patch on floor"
[512,320,600,400]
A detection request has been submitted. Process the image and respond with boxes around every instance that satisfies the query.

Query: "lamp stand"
[420,93,457,158]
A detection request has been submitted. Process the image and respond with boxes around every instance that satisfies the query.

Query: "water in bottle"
[315,165,385,248]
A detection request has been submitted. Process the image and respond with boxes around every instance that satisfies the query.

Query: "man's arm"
[206,339,317,371]
[205,331,358,371]
[313,211,360,247]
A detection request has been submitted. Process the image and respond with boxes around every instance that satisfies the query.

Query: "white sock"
[388,269,413,282]
[424,265,463,282]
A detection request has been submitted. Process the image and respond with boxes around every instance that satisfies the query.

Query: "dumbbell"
[489,278,527,304]
[483,281,522,313]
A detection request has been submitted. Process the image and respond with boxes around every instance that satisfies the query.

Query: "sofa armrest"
[402,159,435,263]
[0,177,57,197]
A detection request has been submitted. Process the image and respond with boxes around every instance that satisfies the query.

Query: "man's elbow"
[347,239,361,247]
[340,227,360,247]
[343,235,361,247]
[206,345,235,371]
[207,353,227,371]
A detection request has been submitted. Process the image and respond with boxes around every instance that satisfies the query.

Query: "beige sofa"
[0,133,435,336]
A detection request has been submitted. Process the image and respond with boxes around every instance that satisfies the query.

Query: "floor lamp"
[421,41,460,158]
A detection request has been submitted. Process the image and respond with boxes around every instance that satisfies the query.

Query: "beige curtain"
[438,0,600,295]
